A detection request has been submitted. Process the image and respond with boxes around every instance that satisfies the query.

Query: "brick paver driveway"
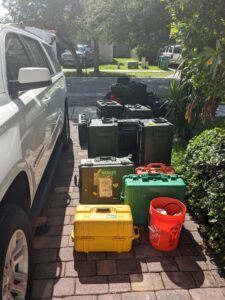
[31,121,225,300]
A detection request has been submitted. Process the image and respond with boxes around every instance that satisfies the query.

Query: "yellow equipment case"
[71,205,139,253]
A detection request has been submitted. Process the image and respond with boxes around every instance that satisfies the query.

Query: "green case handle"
[141,173,168,181]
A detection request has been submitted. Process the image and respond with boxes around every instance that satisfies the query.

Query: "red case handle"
[146,163,167,172]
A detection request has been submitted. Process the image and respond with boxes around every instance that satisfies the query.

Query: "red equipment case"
[135,163,175,175]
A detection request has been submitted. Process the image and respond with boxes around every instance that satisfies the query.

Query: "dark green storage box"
[123,104,153,119]
[88,118,118,158]
[121,174,186,225]
[96,100,124,119]
[79,156,134,204]
[139,118,174,166]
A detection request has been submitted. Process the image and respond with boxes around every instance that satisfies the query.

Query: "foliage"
[164,0,225,120]
[171,141,187,174]
[3,0,84,74]
[184,128,225,263]
[133,43,161,65]
[163,81,202,140]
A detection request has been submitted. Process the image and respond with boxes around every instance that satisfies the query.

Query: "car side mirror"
[9,68,52,94]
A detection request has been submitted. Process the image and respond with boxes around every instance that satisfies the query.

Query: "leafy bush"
[184,128,225,261]
[133,43,161,65]
[163,81,202,140]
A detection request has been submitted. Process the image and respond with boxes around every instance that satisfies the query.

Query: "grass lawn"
[62,57,174,77]
[63,68,174,78]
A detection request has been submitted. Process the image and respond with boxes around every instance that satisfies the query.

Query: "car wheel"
[61,102,71,151]
[0,204,32,300]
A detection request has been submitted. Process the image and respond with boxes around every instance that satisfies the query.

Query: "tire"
[0,204,32,300]
[61,102,71,151]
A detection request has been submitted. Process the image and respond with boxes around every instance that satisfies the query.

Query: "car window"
[5,33,32,81]
[22,36,53,75]
[168,47,173,53]
[174,46,181,54]
[43,43,61,74]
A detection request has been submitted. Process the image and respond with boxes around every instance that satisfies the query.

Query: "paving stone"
[99,294,121,300]
[162,248,181,257]
[192,271,218,287]
[54,186,75,193]
[62,224,74,235]
[63,296,97,300]
[211,270,225,286]
[97,260,117,275]
[65,260,96,277]
[178,244,202,256]
[175,256,208,271]
[183,221,199,231]
[191,231,204,245]
[109,275,131,293]
[189,288,225,300]
[161,272,196,289]
[205,256,219,270]
[32,279,53,299]
[130,273,163,291]
[58,247,75,261]
[33,249,58,264]
[34,262,65,279]
[106,250,134,260]
[34,236,69,249]
[75,276,108,295]
[117,258,148,275]
[146,257,178,272]
[122,291,156,300]
[52,278,75,297]
[134,245,163,258]
[47,215,72,226]
[87,252,106,260]
[66,206,76,216]
[156,290,192,300]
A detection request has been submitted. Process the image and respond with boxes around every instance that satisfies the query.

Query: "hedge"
[183,128,225,262]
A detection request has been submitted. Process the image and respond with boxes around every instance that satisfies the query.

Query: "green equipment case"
[79,156,134,204]
[139,118,174,166]
[120,174,186,225]
[88,118,118,158]
[123,104,153,119]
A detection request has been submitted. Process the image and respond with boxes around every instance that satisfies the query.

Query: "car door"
[41,43,66,152]
[5,32,51,191]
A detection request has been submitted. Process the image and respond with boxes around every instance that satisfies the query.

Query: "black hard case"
[96,100,124,119]
[138,118,174,165]
[88,118,118,158]
[78,114,88,144]
[123,104,153,119]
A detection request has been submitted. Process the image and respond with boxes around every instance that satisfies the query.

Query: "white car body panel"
[0,25,67,206]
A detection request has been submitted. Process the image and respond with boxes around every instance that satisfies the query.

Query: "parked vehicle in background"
[162,45,182,67]
[0,24,70,300]
[61,44,94,68]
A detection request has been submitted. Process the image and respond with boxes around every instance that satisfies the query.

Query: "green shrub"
[184,128,225,262]
[133,43,160,65]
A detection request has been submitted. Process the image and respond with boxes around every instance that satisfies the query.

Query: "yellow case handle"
[133,226,140,240]
[71,230,74,241]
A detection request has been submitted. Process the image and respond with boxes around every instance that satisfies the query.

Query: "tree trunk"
[57,33,83,76]
[93,38,100,76]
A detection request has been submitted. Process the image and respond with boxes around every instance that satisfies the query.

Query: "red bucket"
[149,197,186,252]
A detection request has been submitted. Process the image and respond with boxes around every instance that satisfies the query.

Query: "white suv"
[0,25,70,299]
[162,45,182,66]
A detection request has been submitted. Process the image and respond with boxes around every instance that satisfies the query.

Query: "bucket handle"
[133,226,140,240]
